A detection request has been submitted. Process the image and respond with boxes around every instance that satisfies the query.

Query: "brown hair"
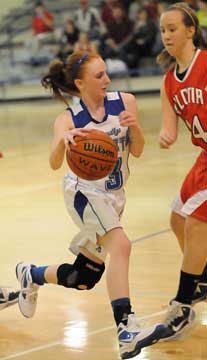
[156,2,207,72]
[41,51,101,104]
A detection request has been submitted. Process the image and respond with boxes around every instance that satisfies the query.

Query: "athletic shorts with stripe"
[172,150,207,222]
[63,176,126,261]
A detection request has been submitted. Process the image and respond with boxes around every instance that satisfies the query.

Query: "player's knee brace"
[57,253,105,290]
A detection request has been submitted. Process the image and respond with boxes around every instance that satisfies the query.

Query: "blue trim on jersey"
[68,107,92,128]
[104,92,125,118]
[74,191,88,222]
[68,92,125,128]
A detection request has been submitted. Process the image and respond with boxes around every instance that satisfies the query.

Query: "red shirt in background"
[32,11,54,35]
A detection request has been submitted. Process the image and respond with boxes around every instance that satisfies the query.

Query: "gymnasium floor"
[0,95,206,360]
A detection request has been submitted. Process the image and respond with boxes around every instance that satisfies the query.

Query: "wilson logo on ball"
[83,143,116,158]
[66,129,118,181]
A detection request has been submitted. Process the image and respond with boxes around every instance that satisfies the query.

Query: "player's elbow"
[50,163,60,170]
[50,162,60,170]
[49,157,62,170]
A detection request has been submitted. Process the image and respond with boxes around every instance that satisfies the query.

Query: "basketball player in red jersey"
[156,2,207,340]
[15,51,166,359]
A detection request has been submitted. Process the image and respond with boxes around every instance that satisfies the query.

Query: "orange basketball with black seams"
[66,129,118,180]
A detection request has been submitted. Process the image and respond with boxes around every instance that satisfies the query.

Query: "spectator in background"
[56,19,79,60]
[145,0,158,20]
[128,0,142,21]
[130,7,157,66]
[165,0,198,8]
[122,0,133,12]
[74,31,98,54]
[150,1,168,56]
[183,0,199,10]
[25,1,55,63]
[197,0,207,38]
[101,0,124,25]
[129,0,158,21]
[32,1,54,36]
[103,6,134,67]
[73,0,106,41]
[157,1,168,18]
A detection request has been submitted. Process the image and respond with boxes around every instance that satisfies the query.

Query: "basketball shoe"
[160,300,196,341]
[0,288,19,310]
[191,281,207,305]
[16,262,39,318]
[118,314,167,359]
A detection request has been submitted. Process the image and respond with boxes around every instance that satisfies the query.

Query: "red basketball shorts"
[172,150,207,222]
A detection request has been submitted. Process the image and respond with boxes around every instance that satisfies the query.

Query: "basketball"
[66,129,118,180]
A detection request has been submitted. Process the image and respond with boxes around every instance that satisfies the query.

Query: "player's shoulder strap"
[67,99,90,128]
[105,91,125,116]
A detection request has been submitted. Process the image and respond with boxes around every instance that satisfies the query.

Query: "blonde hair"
[157,2,207,72]
[173,3,196,26]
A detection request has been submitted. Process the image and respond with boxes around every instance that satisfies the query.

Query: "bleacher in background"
[0,0,162,102]
[0,0,100,49]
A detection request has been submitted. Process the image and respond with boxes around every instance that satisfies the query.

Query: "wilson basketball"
[66,129,118,180]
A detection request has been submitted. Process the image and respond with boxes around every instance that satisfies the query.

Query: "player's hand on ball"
[119,111,137,128]
[64,128,91,149]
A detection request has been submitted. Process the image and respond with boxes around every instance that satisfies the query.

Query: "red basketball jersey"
[165,49,207,151]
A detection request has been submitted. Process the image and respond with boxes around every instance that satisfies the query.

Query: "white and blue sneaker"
[16,262,39,318]
[160,300,196,341]
[0,288,19,310]
[118,314,166,359]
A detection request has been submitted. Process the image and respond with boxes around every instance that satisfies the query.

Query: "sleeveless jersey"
[165,49,207,152]
[66,91,130,192]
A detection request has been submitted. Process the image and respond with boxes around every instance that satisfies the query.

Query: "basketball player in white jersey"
[16,51,166,359]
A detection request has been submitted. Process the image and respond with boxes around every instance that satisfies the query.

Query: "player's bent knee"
[57,254,105,290]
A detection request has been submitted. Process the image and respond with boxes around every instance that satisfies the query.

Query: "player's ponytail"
[42,51,100,104]
[156,49,175,73]
[41,58,79,104]
[193,26,207,49]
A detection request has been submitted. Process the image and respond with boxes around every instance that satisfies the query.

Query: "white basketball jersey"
[65,91,130,192]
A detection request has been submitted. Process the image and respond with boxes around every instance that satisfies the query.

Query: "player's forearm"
[129,126,144,157]
[49,139,65,170]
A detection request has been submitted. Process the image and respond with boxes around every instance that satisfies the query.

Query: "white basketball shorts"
[63,176,126,261]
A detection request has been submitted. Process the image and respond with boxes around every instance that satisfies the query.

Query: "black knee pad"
[57,254,105,290]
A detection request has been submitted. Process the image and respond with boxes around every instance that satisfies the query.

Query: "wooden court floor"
[0,96,206,360]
